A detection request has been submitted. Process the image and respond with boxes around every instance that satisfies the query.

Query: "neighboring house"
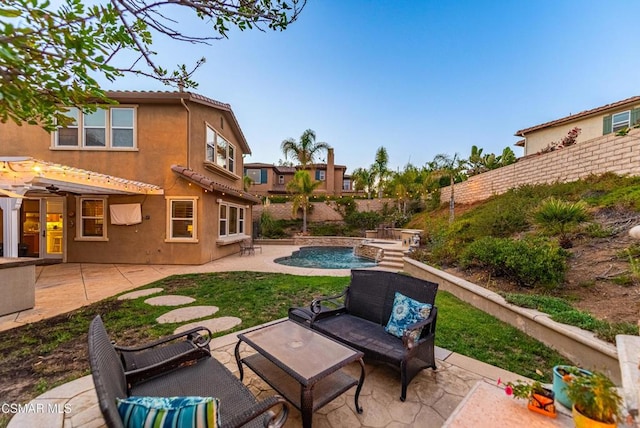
[244,148,355,197]
[515,95,640,156]
[0,91,259,264]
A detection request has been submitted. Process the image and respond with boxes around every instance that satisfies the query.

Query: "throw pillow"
[385,292,432,340]
[117,396,219,428]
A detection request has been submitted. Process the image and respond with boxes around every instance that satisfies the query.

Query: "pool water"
[275,246,377,269]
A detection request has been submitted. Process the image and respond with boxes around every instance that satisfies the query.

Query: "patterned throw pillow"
[116,396,219,428]
[385,292,432,340]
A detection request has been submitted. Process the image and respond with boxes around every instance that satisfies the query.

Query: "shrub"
[344,210,382,231]
[532,197,589,247]
[259,210,286,238]
[461,236,568,289]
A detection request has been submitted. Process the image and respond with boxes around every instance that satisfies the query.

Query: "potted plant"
[498,378,557,418]
[564,370,622,428]
[552,365,592,409]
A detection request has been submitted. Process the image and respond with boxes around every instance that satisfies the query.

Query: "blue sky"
[104,1,640,173]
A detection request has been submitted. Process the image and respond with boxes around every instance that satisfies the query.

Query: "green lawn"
[0,270,572,421]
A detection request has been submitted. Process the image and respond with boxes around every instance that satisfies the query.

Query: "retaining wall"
[253,198,396,222]
[403,257,621,383]
[441,129,640,205]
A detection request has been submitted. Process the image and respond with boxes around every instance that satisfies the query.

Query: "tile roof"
[514,95,640,136]
[171,165,261,204]
[105,91,250,154]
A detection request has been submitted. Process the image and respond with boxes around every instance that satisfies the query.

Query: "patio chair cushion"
[384,292,432,340]
[117,396,219,428]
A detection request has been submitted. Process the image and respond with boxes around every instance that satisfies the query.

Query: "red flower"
[505,385,513,396]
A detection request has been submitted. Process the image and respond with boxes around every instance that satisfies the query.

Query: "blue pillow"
[385,292,432,340]
[117,396,219,428]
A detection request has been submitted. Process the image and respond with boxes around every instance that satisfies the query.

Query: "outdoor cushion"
[384,292,432,340]
[116,396,219,428]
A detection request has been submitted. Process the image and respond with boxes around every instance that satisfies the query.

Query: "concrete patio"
[2,243,580,427]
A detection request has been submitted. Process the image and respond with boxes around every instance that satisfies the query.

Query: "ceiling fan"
[46,185,69,196]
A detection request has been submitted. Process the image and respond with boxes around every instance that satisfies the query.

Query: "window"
[246,169,262,184]
[205,124,235,174]
[612,111,631,133]
[315,170,326,181]
[278,175,285,185]
[219,202,246,237]
[77,197,107,240]
[343,179,351,191]
[55,107,136,149]
[166,197,197,242]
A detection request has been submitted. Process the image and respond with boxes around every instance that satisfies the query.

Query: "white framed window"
[76,197,108,240]
[166,197,198,242]
[316,170,326,181]
[612,110,631,132]
[219,202,246,238]
[278,175,285,185]
[54,107,136,149]
[205,124,235,174]
[343,179,351,191]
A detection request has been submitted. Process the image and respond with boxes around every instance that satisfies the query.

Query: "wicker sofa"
[88,315,288,428]
[288,269,439,401]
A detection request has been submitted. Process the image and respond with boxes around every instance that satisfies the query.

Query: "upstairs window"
[315,170,326,181]
[205,124,235,174]
[343,179,351,191]
[55,107,136,149]
[246,168,267,184]
[612,111,631,133]
[278,175,285,185]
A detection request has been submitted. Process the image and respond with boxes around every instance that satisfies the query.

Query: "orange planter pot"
[527,389,557,418]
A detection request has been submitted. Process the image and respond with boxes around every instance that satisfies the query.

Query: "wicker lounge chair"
[88,315,289,428]
[289,269,439,401]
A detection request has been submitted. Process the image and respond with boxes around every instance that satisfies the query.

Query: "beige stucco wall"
[441,128,640,205]
[0,97,255,265]
[523,102,640,155]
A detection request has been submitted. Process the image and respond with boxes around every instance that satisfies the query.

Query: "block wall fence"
[440,129,640,205]
[252,198,395,223]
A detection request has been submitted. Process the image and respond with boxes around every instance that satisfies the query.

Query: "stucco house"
[244,148,354,197]
[515,95,640,156]
[0,91,259,264]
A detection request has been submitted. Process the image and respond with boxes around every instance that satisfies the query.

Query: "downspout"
[180,97,191,169]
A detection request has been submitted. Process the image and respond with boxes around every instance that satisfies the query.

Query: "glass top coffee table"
[235,320,365,428]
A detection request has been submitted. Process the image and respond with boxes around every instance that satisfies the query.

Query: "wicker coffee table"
[235,320,365,428]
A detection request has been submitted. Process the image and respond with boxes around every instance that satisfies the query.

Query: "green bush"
[461,236,568,289]
[532,197,589,247]
[344,210,382,231]
[259,210,286,238]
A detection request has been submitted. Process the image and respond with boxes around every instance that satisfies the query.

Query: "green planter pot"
[552,365,591,409]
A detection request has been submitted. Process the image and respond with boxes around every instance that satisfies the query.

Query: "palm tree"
[242,175,253,192]
[371,146,390,198]
[432,153,467,223]
[286,170,321,233]
[280,129,331,168]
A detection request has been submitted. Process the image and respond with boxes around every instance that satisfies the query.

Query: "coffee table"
[235,320,365,428]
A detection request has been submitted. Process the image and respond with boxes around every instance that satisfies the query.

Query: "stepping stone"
[156,306,219,324]
[173,317,242,335]
[145,295,195,306]
[118,288,163,300]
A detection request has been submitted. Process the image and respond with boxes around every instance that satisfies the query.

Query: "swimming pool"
[275,246,377,269]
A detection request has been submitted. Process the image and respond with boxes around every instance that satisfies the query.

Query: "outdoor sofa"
[289,269,439,401]
[88,315,289,428]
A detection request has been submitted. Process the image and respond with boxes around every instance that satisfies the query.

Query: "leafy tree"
[432,153,467,223]
[243,175,253,192]
[0,0,306,130]
[280,129,331,168]
[351,167,375,199]
[286,170,321,233]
